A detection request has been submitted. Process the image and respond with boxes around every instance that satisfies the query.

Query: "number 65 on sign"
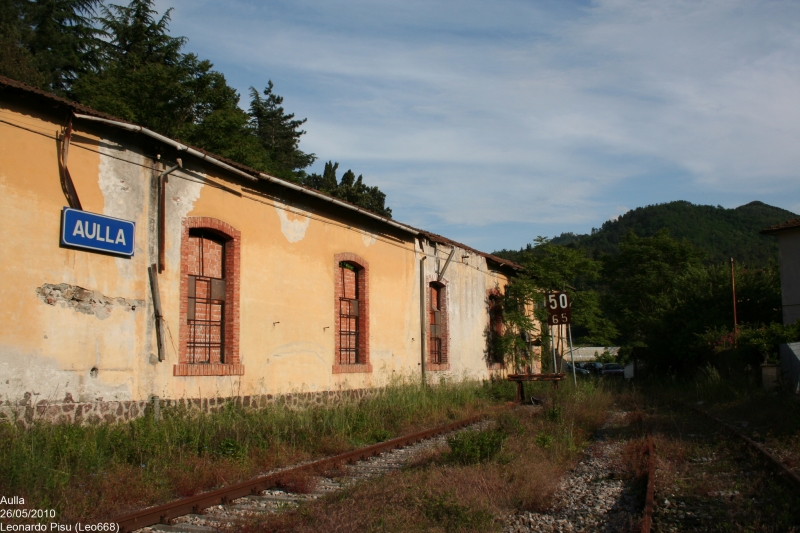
[545,291,571,325]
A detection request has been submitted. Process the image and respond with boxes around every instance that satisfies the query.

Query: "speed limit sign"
[545,291,571,325]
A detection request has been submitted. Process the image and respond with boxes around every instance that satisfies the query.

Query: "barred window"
[187,230,227,364]
[429,283,445,364]
[338,261,361,365]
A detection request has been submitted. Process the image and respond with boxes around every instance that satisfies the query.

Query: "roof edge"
[0,75,522,271]
[761,218,800,236]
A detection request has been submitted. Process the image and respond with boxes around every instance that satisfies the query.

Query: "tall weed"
[0,377,502,521]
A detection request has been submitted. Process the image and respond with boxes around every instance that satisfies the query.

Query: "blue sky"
[154,0,800,252]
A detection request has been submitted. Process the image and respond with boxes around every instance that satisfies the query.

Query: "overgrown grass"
[233,379,615,533]
[0,377,513,522]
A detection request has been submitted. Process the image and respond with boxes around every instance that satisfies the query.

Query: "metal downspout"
[420,250,427,386]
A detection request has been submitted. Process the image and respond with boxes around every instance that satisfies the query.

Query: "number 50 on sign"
[545,292,571,325]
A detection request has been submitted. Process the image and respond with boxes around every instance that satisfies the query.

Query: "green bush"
[421,491,493,532]
[446,429,506,465]
[545,405,563,423]
[534,432,553,449]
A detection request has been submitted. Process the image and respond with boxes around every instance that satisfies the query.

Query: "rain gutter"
[73,113,419,236]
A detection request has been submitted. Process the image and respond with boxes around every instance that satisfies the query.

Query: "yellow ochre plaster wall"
[0,99,516,407]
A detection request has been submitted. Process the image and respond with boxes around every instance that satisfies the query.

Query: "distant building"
[762,218,800,392]
[0,76,535,424]
[761,218,800,325]
[567,347,619,362]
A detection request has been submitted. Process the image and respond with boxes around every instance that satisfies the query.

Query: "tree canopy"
[496,200,796,267]
[493,228,787,376]
[303,161,392,218]
[0,0,393,215]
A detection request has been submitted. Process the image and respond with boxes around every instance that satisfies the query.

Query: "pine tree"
[303,161,392,218]
[72,0,210,134]
[0,0,101,91]
[248,81,316,182]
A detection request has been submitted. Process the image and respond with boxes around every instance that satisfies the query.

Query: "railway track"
[645,401,800,532]
[115,414,492,533]
[686,402,800,490]
[641,435,656,533]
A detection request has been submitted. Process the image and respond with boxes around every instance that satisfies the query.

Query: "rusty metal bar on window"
[339,298,359,364]
[186,234,226,365]
[338,262,360,365]
[429,337,443,364]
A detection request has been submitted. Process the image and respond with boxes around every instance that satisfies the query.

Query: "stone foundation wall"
[0,389,377,428]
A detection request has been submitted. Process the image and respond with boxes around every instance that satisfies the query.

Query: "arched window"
[339,261,360,364]
[488,290,505,367]
[333,253,371,374]
[428,281,449,369]
[175,217,243,376]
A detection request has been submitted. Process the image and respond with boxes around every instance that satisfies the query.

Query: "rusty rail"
[113,414,485,532]
[686,403,800,491]
[641,435,656,533]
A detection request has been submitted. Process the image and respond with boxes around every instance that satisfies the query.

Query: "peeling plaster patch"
[37,283,144,320]
[361,229,377,247]
[99,141,148,280]
[275,204,311,243]
[165,172,203,267]
[99,143,146,221]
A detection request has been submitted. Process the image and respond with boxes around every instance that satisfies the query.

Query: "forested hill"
[496,201,797,266]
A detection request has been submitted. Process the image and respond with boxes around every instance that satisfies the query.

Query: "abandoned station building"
[0,76,528,424]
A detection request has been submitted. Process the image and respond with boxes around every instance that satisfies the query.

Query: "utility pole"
[731,257,738,345]
[568,323,577,386]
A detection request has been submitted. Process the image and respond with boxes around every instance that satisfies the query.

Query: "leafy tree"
[602,229,782,373]
[2,0,393,216]
[603,230,704,360]
[303,161,392,218]
[72,0,233,137]
[491,237,617,372]
[516,237,617,346]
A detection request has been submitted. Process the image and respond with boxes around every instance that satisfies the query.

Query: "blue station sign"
[61,208,135,256]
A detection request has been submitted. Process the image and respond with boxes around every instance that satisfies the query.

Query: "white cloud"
[157,0,800,248]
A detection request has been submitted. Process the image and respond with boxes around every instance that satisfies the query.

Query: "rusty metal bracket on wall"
[148,264,166,361]
[438,247,456,282]
[58,116,82,210]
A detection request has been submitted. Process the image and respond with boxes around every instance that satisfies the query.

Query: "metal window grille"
[339,262,360,365]
[490,306,504,364]
[187,233,225,364]
[429,284,445,364]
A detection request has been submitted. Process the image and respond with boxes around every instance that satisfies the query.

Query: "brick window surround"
[333,252,371,374]
[174,217,244,376]
[487,288,505,370]
[426,277,450,371]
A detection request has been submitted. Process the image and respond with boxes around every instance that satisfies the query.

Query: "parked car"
[601,363,625,377]
[566,363,591,376]
[584,362,604,375]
